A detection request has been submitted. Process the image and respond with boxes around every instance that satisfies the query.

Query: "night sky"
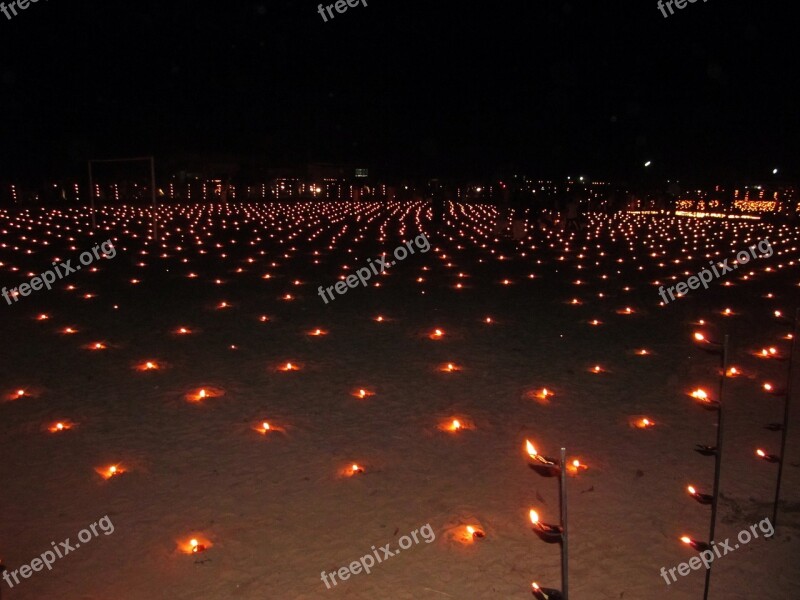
[0,0,796,181]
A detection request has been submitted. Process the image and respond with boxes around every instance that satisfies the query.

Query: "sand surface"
[1,202,799,599]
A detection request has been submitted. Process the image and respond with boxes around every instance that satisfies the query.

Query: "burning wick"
[279,362,300,371]
[635,418,655,429]
[430,328,445,340]
[349,463,364,475]
[465,525,484,540]
[190,539,206,554]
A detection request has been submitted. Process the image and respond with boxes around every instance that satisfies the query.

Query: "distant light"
[773,168,779,175]
[644,161,652,167]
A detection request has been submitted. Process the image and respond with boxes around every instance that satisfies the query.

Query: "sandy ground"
[1,202,799,600]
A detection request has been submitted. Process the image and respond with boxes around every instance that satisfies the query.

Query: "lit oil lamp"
[588,319,602,326]
[529,509,563,543]
[686,485,713,505]
[756,449,780,463]
[484,317,494,324]
[634,417,655,429]
[135,360,160,372]
[531,583,563,600]
[440,362,461,373]
[536,388,553,401]
[308,328,327,336]
[185,387,223,403]
[278,362,300,372]
[179,536,212,555]
[566,459,588,476]
[525,440,561,476]
[446,419,463,432]
[62,327,78,334]
[175,326,192,335]
[693,332,723,353]
[48,421,74,433]
[354,388,374,399]
[347,463,365,476]
[763,382,787,396]
[259,315,270,323]
[429,328,445,340]
[681,536,711,552]
[589,365,605,374]
[87,342,107,350]
[635,348,650,356]
[217,301,230,309]
[37,313,50,321]
[690,388,719,410]
[464,525,485,541]
[726,366,741,377]
[616,307,635,315]
[96,464,125,480]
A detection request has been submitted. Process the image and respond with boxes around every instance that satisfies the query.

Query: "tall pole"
[772,308,799,529]
[150,156,158,242]
[88,160,96,229]
[559,447,569,600]
[703,334,729,600]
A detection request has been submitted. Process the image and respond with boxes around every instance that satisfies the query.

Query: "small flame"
[687,485,696,495]
[526,440,537,458]
[529,509,539,525]
[694,332,705,342]
[681,536,692,545]
[756,449,767,458]
[764,383,773,392]
[691,389,709,401]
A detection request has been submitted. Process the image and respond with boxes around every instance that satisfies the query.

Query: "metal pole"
[559,447,569,600]
[703,334,729,600]
[88,160,96,229]
[772,308,799,529]
[150,156,158,242]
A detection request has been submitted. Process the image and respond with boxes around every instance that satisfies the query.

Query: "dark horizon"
[0,0,796,183]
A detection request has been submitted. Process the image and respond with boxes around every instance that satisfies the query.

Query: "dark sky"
[0,0,796,181]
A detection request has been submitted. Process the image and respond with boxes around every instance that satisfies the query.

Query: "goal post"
[88,156,158,240]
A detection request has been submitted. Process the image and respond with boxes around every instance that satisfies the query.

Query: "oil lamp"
[529,509,563,543]
[531,583,563,600]
[525,440,560,477]
[687,485,713,505]
[756,449,780,463]
[680,536,711,552]
[763,382,787,397]
[465,525,485,540]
